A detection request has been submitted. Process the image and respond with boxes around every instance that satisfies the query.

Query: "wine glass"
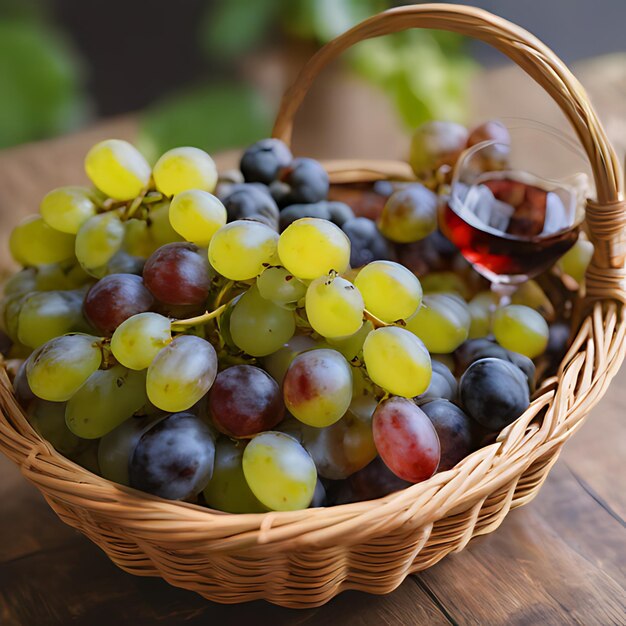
[439,123,588,304]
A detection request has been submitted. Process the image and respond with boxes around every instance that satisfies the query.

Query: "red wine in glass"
[440,140,585,301]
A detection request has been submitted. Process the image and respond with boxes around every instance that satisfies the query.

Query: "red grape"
[83,273,154,334]
[372,397,440,482]
[143,242,211,306]
[209,365,284,437]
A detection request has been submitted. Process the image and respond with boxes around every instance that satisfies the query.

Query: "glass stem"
[491,282,518,308]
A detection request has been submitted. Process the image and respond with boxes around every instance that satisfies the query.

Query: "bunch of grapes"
[1,120,586,512]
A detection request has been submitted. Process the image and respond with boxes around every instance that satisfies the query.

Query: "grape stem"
[363,309,392,328]
[214,280,235,308]
[171,303,228,330]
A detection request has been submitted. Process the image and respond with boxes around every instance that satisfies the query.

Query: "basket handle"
[272,3,626,295]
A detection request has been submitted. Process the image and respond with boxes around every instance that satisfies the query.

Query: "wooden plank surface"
[0,57,625,625]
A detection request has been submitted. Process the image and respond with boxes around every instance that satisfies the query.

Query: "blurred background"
[0,0,624,160]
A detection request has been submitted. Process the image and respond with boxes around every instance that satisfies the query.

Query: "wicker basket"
[0,4,624,609]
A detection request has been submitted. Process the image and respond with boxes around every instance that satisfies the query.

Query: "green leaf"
[0,20,87,148]
[138,84,272,163]
[199,0,278,60]
[282,0,386,43]
[349,28,476,129]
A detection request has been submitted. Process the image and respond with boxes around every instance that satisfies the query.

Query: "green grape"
[85,139,151,200]
[420,271,471,299]
[17,290,87,348]
[354,260,422,323]
[511,280,554,318]
[230,286,295,357]
[377,185,438,243]
[350,367,379,421]
[111,312,172,371]
[123,218,155,258]
[362,326,431,398]
[10,216,75,267]
[66,366,148,439]
[278,218,350,280]
[147,201,185,247]
[492,304,549,358]
[558,238,594,283]
[27,399,85,456]
[409,121,469,176]
[35,263,90,291]
[305,275,363,339]
[26,334,103,402]
[203,438,265,513]
[153,147,218,197]
[468,291,496,339]
[3,268,38,296]
[242,431,317,512]
[260,334,318,385]
[146,335,218,412]
[283,348,353,428]
[75,211,125,275]
[169,189,226,247]
[40,186,97,234]
[208,220,278,281]
[1,293,29,341]
[257,266,306,309]
[98,414,164,486]
[327,320,374,361]
[405,293,470,353]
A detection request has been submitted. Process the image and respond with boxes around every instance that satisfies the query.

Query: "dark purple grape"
[332,457,411,504]
[129,412,215,500]
[208,365,284,438]
[13,360,35,406]
[454,338,535,388]
[240,138,293,184]
[143,243,211,306]
[274,158,329,206]
[420,399,475,471]
[278,201,353,231]
[417,360,457,402]
[460,358,530,430]
[279,202,331,231]
[546,322,571,361]
[325,202,355,227]
[341,217,392,267]
[220,183,279,230]
[83,273,154,335]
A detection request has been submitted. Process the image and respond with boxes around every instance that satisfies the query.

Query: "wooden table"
[1,58,625,625]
